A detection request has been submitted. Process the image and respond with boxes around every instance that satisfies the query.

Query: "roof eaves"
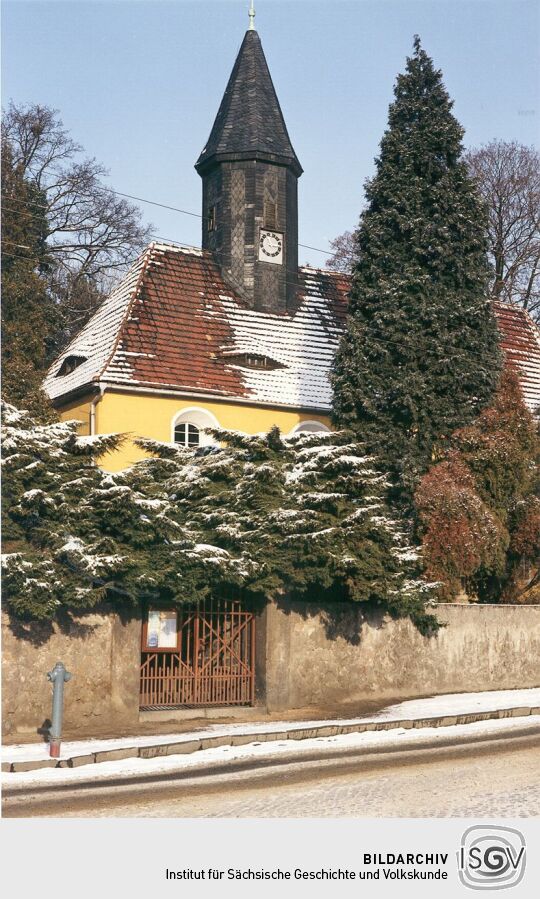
[49,380,102,409]
[98,378,332,414]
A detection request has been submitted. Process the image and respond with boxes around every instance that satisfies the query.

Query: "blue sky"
[3,0,539,265]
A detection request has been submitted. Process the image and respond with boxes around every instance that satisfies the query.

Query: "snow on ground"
[3,715,539,790]
[369,688,540,721]
[2,688,539,765]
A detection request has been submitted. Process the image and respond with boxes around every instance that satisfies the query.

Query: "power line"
[3,187,335,256]
[114,190,333,256]
[114,191,201,220]
[1,240,480,360]
[1,248,46,265]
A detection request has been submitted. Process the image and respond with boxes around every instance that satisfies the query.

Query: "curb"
[4,705,539,774]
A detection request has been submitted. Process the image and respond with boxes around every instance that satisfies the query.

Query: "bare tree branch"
[2,102,153,344]
[325,229,357,272]
[465,140,540,320]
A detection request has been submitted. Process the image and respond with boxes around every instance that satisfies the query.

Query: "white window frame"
[171,407,220,447]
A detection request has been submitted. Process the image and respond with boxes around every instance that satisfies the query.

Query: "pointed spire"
[195,29,302,176]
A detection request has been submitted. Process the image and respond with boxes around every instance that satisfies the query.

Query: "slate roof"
[44,243,540,417]
[195,29,302,176]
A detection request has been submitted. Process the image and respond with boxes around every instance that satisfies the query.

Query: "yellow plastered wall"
[59,390,331,471]
[58,397,92,435]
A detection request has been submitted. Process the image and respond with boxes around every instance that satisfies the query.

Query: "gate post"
[193,608,200,704]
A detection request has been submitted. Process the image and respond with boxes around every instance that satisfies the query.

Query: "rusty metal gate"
[139,600,255,709]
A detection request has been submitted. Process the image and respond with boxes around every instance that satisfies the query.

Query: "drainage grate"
[140,703,252,712]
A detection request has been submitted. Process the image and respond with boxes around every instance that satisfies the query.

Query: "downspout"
[89,384,106,436]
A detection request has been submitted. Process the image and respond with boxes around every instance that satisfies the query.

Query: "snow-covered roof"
[44,242,540,415]
[43,242,348,410]
[492,301,540,415]
[43,248,150,401]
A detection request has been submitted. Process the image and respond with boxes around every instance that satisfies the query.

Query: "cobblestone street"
[42,741,539,818]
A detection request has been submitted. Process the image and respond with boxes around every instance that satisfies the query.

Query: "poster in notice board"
[146,609,177,649]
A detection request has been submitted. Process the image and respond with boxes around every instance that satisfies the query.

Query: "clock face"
[259,230,283,265]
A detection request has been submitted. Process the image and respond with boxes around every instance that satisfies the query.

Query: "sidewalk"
[3,688,539,775]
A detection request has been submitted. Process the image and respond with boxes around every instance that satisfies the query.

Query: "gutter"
[89,385,106,436]
[97,380,332,416]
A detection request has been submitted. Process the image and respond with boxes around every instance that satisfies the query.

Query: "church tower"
[195,10,302,313]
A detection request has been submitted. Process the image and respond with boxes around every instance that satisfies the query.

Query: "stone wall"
[262,602,540,711]
[1,606,141,739]
[3,601,539,739]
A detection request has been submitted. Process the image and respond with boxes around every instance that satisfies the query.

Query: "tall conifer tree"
[1,140,58,419]
[332,38,502,496]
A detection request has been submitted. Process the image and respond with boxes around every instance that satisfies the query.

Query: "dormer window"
[56,355,87,377]
[222,352,285,371]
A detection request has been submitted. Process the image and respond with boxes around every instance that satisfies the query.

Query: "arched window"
[289,420,331,436]
[171,407,220,448]
[174,422,200,447]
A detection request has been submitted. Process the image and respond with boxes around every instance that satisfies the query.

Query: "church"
[43,19,540,472]
[4,14,539,735]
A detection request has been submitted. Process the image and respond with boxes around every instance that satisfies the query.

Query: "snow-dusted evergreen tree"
[1,406,125,618]
[332,38,502,497]
[129,427,436,631]
[2,406,437,633]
